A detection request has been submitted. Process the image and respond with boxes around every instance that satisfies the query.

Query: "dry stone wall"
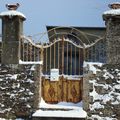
[0,64,35,119]
[88,64,120,120]
[105,18,120,64]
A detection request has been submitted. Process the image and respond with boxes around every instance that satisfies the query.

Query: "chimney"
[103,2,120,64]
[0,3,26,64]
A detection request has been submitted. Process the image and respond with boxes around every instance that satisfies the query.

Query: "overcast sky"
[0,0,117,36]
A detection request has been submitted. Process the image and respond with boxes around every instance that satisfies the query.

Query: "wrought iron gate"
[20,26,106,103]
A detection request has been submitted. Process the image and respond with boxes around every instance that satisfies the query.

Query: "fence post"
[34,64,42,110]
[34,46,43,109]
[0,4,26,64]
[103,3,120,64]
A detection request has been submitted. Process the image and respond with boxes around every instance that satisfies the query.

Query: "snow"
[117,72,120,76]
[18,88,25,92]
[0,119,24,120]
[117,95,120,101]
[33,109,86,118]
[115,69,119,72]
[103,71,114,79]
[26,79,34,83]
[19,59,43,65]
[12,83,20,89]
[9,74,18,80]
[28,91,34,95]
[89,80,113,103]
[0,10,26,19]
[15,118,24,120]
[111,100,119,105]
[39,98,82,108]
[89,79,115,104]
[90,102,104,111]
[113,84,120,89]
[0,104,5,107]
[0,108,11,114]
[10,94,15,98]
[63,75,82,80]
[26,104,31,108]
[33,98,87,118]
[30,65,35,71]
[89,66,120,119]
[102,94,114,104]
[103,9,120,16]
[43,74,82,80]
[83,61,103,74]
[91,115,117,120]
[90,84,103,101]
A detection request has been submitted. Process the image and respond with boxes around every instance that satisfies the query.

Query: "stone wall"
[105,18,120,64]
[0,64,35,119]
[1,63,120,120]
[87,64,120,120]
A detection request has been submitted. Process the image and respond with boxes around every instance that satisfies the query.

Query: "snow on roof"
[103,9,120,16]
[0,10,26,20]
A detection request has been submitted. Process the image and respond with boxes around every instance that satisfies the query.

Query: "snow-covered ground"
[33,98,87,118]
[0,118,24,120]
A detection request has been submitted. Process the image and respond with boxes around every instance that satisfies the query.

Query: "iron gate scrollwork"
[20,26,106,75]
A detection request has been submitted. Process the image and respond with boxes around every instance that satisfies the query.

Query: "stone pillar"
[83,74,90,111]
[83,65,93,112]
[103,3,120,64]
[0,3,26,64]
[33,65,42,110]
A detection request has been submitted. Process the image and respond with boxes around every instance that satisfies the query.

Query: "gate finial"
[6,3,20,10]
[108,2,120,9]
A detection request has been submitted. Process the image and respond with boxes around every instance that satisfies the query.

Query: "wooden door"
[42,76,83,104]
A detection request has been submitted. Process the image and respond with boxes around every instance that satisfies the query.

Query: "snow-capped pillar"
[103,3,120,64]
[0,3,26,64]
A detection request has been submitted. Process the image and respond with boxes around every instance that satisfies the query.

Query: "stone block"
[106,79,113,84]
[89,83,93,92]
[102,108,114,116]
[0,65,35,119]
[96,79,106,84]
[94,86,109,94]
[89,96,93,103]
[2,41,20,64]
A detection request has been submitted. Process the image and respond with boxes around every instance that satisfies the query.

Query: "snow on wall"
[19,60,43,65]
[83,61,103,74]
[88,63,120,120]
[0,64,35,119]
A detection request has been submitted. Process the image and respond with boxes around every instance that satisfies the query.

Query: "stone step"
[32,117,86,120]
